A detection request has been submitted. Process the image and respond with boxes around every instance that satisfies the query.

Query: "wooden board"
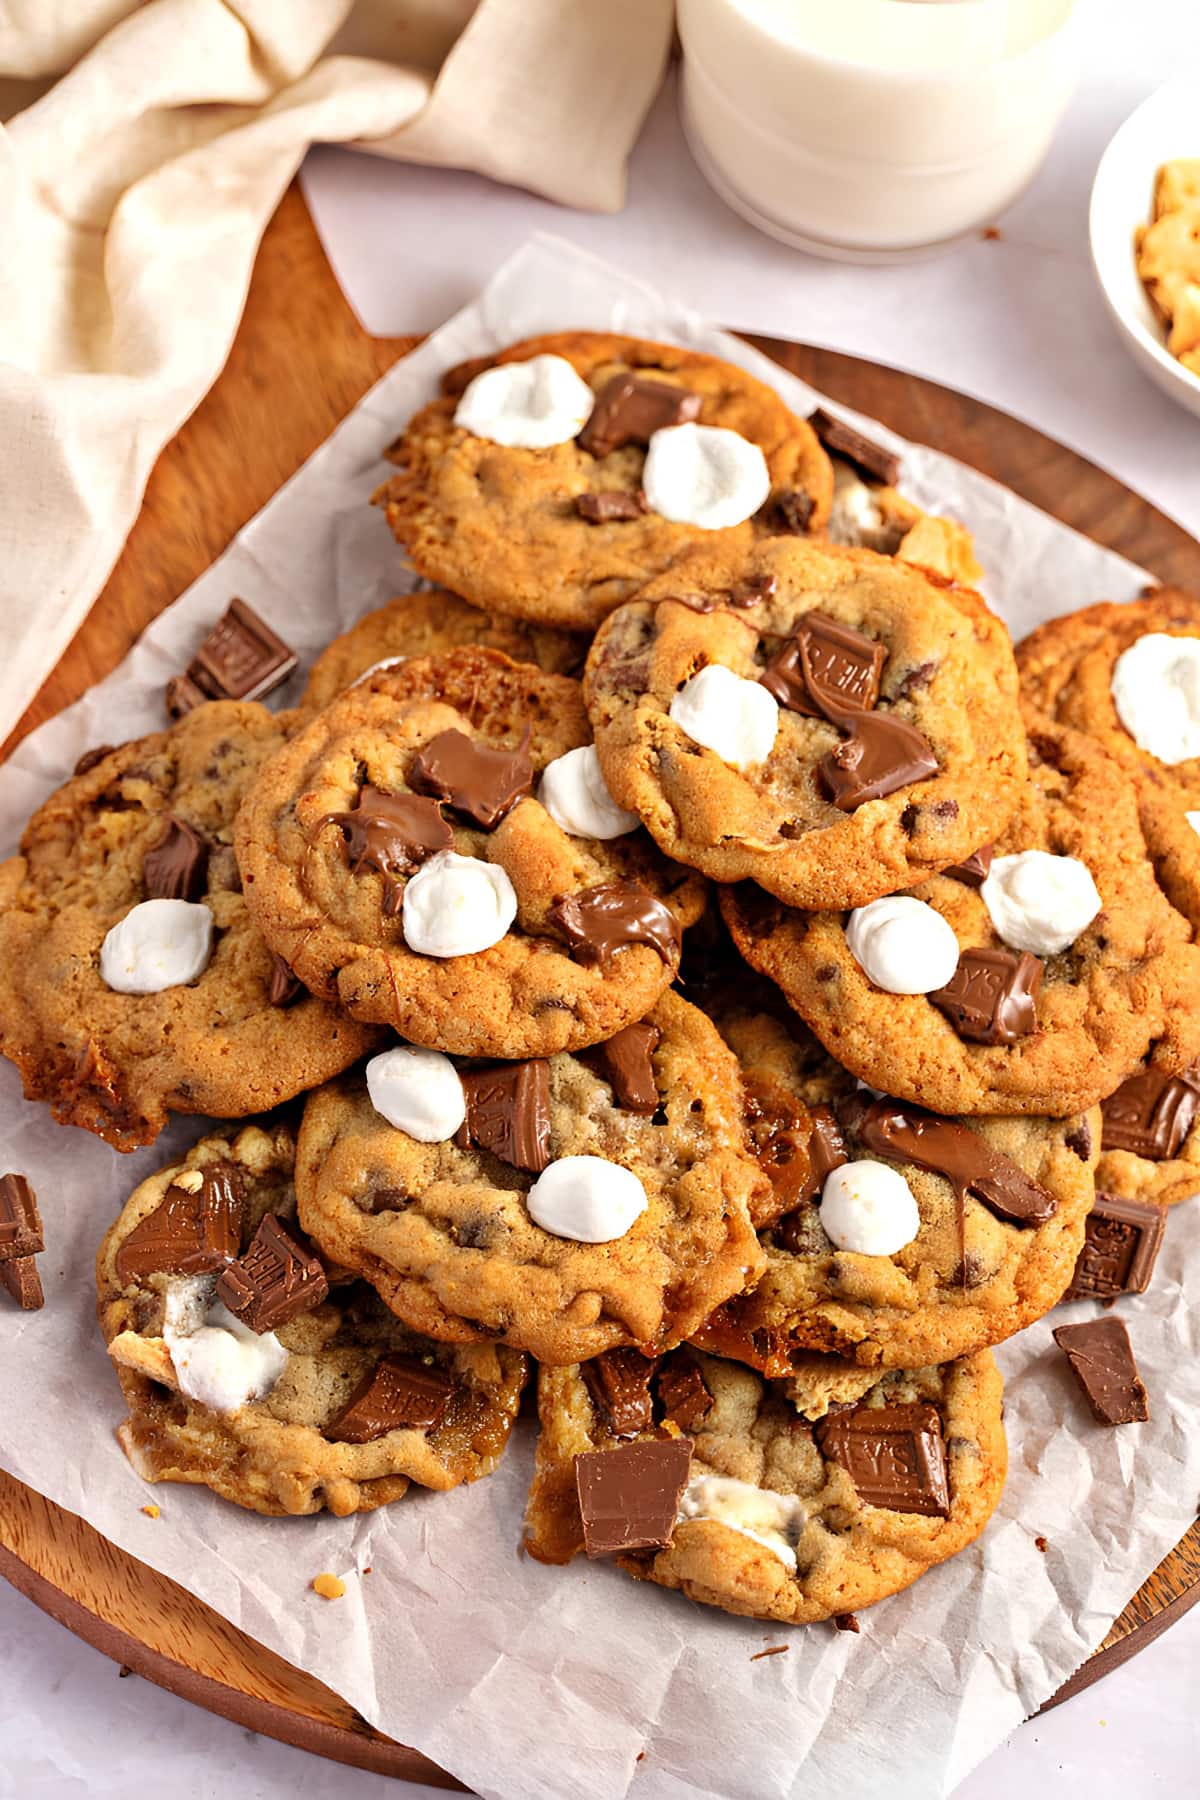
[2,182,1199,1779]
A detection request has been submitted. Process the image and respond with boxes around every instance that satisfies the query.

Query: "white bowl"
[1089,77,1200,421]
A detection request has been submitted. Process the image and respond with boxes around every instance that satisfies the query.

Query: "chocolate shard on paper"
[216,1213,329,1335]
[575,1436,694,1557]
[816,1401,950,1516]
[326,1353,455,1442]
[1053,1316,1148,1425]
[267,952,304,1008]
[457,1059,552,1173]
[761,612,886,719]
[578,374,702,459]
[1100,1067,1200,1160]
[581,1348,659,1437]
[1064,1192,1166,1301]
[1,1256,44,1310]
[819,711,938,809]
[320,785,453,914]
[143,816,209,903]
[809,408,902,487]
[548,882,681,971]
[409,728,532,829]
[930,946,1042,1045]
[855,1098,1057,1227]
[581,1021,661,1114]
[944,845,994,887]
[115,1162,245,1284]
[655,1352,713,1431]
[575,491,648,524]
[186,598,297,703]
[0,1173,43,1263]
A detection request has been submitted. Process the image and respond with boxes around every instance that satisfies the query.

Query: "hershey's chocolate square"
[578,374,701,459]
[458,1059,552,1173]
[816,1401,951,1517]
[655,1353,713,1432]
[143,816,209,903]
[809,408,902,487]
[1,1256,44,1310]
[1064,1193,1166,1301]
[818,712,938,810]
[1053,1316,1149,1425]
[930,946,1042,1045]
[762,611,885,718]
[216,1213,329,1334]
[326,1354,455,1442]
[0,1173,43,1264]
[1100,1068,1200,1161]
[115,1163,244,1285]
[580,1022,661,1115]
[581,1348,658,1437]
[575,1436,694,1557]
[188,599,297,703]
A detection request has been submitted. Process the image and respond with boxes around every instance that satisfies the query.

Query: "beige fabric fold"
[0,0,672,746]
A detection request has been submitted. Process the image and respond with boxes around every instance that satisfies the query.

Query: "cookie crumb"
[750,1644,789,1661]
[1035,1535,1049,1553]
[312,1572,346,1600]
[117,1665,134,1679]
[141,1503,160,1519]
[362,1565,372,1575]
[173,1168,205,1194]
[982,225,1003,241]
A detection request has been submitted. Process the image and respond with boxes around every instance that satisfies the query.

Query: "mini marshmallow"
[454,354,596,449]
[820,1161,920,1256]
[525,1155,648,1243]
[642,422,771,529]
[1111,632,1200,765]
[981,850,1101,956]
[100,898,214,994]
[538,745,639,839]
[669,664,779,770]
[845,897,959,995]
[402,850,518,958]
[366,1045,466,1141]
[164,1298,288,1414]
[677,1472,805,1570]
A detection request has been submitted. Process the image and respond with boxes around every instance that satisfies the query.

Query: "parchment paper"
[2,236,1197,1800]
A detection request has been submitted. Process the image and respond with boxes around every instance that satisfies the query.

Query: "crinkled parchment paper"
[2,237,1198,1800]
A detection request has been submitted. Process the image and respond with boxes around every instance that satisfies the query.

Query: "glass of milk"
[678,0,1081,259]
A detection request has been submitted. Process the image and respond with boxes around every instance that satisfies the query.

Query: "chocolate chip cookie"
[294,991,767,1366]
[99,1120,528,1515]
[584,539,1026,909]
[523,1345,1006,1625]
[300,587,587,712]
[0,704,379,1152]
[375,331,833,632]
[235,649,706,1057]
[723,713,1200,1117]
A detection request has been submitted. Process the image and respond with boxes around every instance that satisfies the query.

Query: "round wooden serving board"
[2,183,1199,1782]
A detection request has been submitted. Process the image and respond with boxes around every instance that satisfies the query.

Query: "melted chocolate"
[320,785,452,913]
[409,728,532,830]
[547,883,680,971]
[854,1098,1057,1227]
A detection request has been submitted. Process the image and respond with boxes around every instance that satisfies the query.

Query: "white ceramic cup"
[678,0,1082,260]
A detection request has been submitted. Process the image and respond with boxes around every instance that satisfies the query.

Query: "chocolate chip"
[1064,1118,1092,1161]
[268,953,304,1008]
[576,491,648,523]
[760,489,815,535]
[944,845,993,886]
[580,1022,661,1114]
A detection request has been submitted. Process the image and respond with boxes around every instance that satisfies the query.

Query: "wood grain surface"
[1,182,1198,1781]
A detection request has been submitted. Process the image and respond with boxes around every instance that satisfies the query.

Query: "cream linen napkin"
[0,0,673,746]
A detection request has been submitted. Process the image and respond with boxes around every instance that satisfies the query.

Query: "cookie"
[294,990,767,1365]
[235,649,706,1057]
[375,331,833,633]
[826,458,983,587]
[584,539,1026,909]
[722,713,1200,1116]
[691,1005,1096,1369]
[523,1345,1006,1624]
[0,704,379,1152]
[300,588,587,711]
[1092,1060,1200,1210]
[99,1121,528,1515]
[1016,588,1200,931]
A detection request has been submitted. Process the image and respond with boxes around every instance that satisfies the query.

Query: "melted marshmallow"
[845,896,959,995]
[454,354,596,449]
[538,745,639,839]
[366,1045,466,1141]
[100,898,214,994]
[402,850,518,957]
[1111,633,1200,765]
[669,664,779,770]
[820,1161,921,1256]
[164,1293,287,1414]
[678,1472,805,1569]
[525,1156,648,1243]
[642,422,771,529]
[980,850,1101,956]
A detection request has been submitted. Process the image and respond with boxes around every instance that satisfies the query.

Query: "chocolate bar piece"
[267,952,304,1008]
[319,785,452,914]
[578,374,702,459]
[581,1022,661,1114]
[115,1163,244,1284]
[1053,1316,1149,1425]
[1064,1192,1166,1301]
[457,1059,552,1173]
[409,728,532,829]
[816,1401,950,1516]
[1,1256,44,1310]
[0,1173,43,1264]
[930,946,1042,1045]
[809,408,902,487]
[187,599,297,703]
[216,1213,329,1335]
[819,711,938,809]
[655,1353,713,1431]
[944,845,994,887]
[855,1098,1057,1227]
[143,816,209,903]
[165,673,210,719]
[581,1348,659,1437]
[548,882,680,972]
[575,1436,694,1557]
[575,491,647,523]
[760,488,816,536]
[326,1354,455,1442]
[761,612,885,719]
[1101,1067,1200,1160]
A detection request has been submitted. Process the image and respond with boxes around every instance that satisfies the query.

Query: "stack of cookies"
[3,332,1196,1631]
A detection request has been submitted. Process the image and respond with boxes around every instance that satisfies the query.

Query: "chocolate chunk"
[834,1612,861,1633]
[819,712,938,809]
[326,1354,455,1441]
[185,599,297,704]
[115,1163,244,1284]
[0,1173,43,1263]
[745,1088,848,1229]
[216,1213,329,1334]
[655,1352,713,1431]
[1064,1193,1166,1301]
[165,673,209,719]
[1100,1067,1200,1160]
[761,488,816,536]
[816,1401,950,1516]
[1053,1316,1148,1425]
[582,1348,658,1437]
[761,611,886,718]
[1065,1118,1092,1161]
[409,728,532,829]
[548,882,680,971]
[320,785,453,914]
[809,408,902,487]
[1,1256,44,1310]
[578,374,702,459]
[73,745,115,777]
[576,491,648,523]
[930,946,1042,1045]
[575,1436,695,1557]
[267,952,303,1008]
[456,1058,552,1173]
[582,1022,661,1114]
[944,845,994,886]
[143,816,209,903]
[856,1098,1057,1226]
